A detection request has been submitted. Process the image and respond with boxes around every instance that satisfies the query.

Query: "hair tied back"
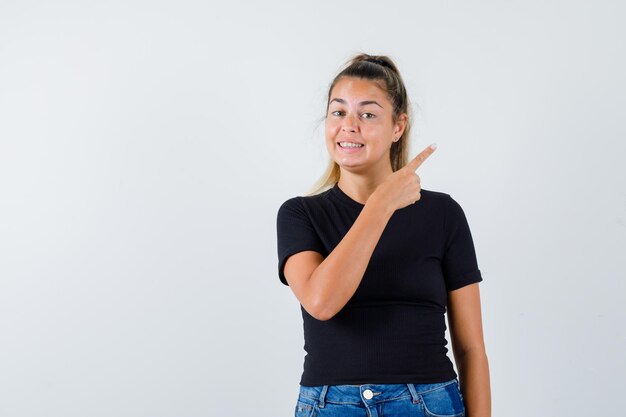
[365,58,392,70]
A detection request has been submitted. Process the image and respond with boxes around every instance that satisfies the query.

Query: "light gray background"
[1,1,624,416]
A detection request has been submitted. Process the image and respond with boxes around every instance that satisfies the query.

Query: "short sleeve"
[442,195,483,291]
[276,197,325,286]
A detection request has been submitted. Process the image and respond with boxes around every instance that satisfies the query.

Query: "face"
[325,76,406,173]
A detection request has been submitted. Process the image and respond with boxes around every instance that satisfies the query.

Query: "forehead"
[330,77,389,103]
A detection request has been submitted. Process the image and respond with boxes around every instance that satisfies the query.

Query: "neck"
[337,163,393,205]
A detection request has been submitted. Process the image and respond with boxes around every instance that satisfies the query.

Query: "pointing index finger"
[407,143,438,171]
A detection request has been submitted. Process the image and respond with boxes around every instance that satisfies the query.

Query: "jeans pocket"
[420,381,465,417]
[294,396,317,417]
[454,380,464,403]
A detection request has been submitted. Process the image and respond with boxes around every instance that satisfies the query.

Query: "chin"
[336,159,368,172]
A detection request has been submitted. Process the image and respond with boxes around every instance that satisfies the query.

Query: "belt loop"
[317,385,329,408]
[406,384,420,404]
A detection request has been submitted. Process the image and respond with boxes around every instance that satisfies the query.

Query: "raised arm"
[284,144,437,320]
[284,198,393,320]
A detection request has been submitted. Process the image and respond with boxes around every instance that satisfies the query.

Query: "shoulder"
[416,188,455,210]
[417,189,471,229]
[277,195,302,212]
[420,188,451,201]
[277,189,333,215]
[276,197,305,226]
[421,188,466,208]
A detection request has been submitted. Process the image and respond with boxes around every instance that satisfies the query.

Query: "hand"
[371,143,437,213]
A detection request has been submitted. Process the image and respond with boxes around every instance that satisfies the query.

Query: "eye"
[331,110,344,117]
[361,112,375,119]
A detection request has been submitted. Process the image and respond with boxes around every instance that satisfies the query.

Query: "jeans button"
[363,389,374,399]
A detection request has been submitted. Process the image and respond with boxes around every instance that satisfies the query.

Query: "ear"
[393,113,408,139]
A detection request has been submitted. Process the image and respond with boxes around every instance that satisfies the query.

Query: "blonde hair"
[305,53,414,196]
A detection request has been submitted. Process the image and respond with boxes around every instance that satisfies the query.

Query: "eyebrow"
[329,98,384,109]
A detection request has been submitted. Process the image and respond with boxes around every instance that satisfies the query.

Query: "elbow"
[309,311,330,321]
[309,298,336,321]
[314,310,334,322]
[304,273,336,321]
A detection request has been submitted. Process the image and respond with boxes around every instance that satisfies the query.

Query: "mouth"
[336,141,364,154]
[337,141,365,149]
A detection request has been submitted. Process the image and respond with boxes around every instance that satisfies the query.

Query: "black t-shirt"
[276,183,483,386]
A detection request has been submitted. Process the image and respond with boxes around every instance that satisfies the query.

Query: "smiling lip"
[337,142,364,153]
[337,139,364,145]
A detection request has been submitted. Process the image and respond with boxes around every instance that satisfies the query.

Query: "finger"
[407,143,437,171]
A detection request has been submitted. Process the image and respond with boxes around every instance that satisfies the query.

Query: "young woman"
[276,53,491,417]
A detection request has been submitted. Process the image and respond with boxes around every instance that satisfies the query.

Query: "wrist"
[365,193,394,219]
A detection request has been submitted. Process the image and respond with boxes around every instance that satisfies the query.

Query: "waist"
[299,305,455,386]
[298,378,459,403]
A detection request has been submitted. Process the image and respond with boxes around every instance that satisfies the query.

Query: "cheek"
[360,126,382,141]
[365,125,393,142]
[325,122,339,141]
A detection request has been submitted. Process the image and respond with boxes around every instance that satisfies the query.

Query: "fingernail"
[430,143,438,150]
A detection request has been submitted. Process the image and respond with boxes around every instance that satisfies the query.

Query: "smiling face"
[325,76,406,174]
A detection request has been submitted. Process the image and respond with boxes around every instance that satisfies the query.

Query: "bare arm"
[285,197,393,320]
[284,144,437,321]
[448,283,491,417]
[307,198,393,320]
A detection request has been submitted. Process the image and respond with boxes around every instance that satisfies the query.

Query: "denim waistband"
[298,378,459,408]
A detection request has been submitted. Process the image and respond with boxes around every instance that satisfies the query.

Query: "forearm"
[456,349,491,417]
[310,197,392,320]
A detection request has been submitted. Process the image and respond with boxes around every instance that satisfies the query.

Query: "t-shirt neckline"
[330,183,366,210]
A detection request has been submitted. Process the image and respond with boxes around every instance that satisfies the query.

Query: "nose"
[341,113,358,133]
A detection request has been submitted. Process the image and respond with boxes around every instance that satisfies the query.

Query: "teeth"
[339,142,363,148]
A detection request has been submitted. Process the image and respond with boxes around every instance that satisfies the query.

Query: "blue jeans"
[295,378,465,417]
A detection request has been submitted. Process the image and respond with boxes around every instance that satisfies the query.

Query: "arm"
[283,146,436,320]
[284,197,393,321]
[448,282,491,417]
